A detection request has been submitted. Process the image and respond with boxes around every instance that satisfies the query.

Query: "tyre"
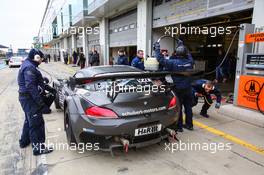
[64,106,77,144]
[54,92,61,109]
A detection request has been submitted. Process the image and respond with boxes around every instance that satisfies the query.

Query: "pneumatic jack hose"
[256,83,264,115]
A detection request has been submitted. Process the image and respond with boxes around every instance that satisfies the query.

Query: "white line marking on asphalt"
[40,155,47,165]
[46,135,60,139]
[35,154,48,174]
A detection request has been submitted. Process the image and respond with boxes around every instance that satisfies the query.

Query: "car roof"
[75,65,143,78]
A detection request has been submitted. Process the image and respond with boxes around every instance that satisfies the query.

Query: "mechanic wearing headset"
[18,49,53,156]
[153,41,194,132]
[192,79,222,118]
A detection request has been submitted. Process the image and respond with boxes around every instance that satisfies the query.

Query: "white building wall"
[252,0,264,53]
[137,0,152,58]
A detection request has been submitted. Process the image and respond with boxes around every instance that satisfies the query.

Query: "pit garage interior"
[153,9,253,96]
[106,1,253,95]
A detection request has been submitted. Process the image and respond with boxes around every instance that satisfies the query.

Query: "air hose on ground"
[256,83,264,115]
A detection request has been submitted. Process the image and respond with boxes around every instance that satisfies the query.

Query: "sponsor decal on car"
[121,106,166,117]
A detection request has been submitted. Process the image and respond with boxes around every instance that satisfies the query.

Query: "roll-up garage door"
[109,9,137,47]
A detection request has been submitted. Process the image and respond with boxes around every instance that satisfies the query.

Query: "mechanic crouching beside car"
[153,41,194,132]
[192,79,222,118]
[17,49,53,156]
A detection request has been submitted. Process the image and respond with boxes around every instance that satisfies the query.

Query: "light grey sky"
[0,0,47,50]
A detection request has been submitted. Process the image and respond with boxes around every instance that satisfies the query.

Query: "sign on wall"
[245,33,264,43]
[237,75,264,111]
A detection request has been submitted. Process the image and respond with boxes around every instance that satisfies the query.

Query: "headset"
[32,49,44,62]
[34,54,42,62]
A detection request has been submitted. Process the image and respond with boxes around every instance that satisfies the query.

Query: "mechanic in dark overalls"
[192,79,221,118]
[154,42,194,132]
[18,49,53,156]
[131,50,145,70]
[117,49,129,65]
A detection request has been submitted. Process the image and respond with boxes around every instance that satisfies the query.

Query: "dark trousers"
[201,94,212,115]
[175,88,193,128]
[193,94,213,115]
[19,96,45,153]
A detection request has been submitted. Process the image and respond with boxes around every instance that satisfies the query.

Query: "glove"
[153,42,160,51]
[215,103,221,109]
[177,39,183,46]
[45,84,56,94]
[43,77,49,84]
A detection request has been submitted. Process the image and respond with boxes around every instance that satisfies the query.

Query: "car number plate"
[135,124,162,136]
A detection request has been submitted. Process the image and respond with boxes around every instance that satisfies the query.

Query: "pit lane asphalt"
[0,62,263,175]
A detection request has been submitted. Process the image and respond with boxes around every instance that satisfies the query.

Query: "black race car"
[53,65,180,153]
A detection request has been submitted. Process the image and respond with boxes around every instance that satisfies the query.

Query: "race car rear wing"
[68,70,203,102]
[69,70,203,86]
[68,70,203,91]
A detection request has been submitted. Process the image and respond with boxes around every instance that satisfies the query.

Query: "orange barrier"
[237,75,264,111]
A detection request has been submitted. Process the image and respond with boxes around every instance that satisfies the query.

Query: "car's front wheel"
[64,106,77,144]
[54,92,61,109]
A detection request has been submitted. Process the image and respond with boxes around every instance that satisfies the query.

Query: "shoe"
[177,128,183,132]
[19,143,30,149]
[183,125,194,131]
[33,147,53,156]
[200,112,210,118]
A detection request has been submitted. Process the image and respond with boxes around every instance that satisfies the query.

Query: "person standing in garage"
[131,50,145,70]
[154,42,194,132]
[91,50,100,66]
[17,48,53,156]
[72,50,78,64]
[79,52,86,68]
[117,49,129,65]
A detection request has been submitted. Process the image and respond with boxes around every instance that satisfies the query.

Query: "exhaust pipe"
[166,128,178,142]
[120,138,129,153]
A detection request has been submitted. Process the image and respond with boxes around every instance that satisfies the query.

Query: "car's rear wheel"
[64,106,77,144]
